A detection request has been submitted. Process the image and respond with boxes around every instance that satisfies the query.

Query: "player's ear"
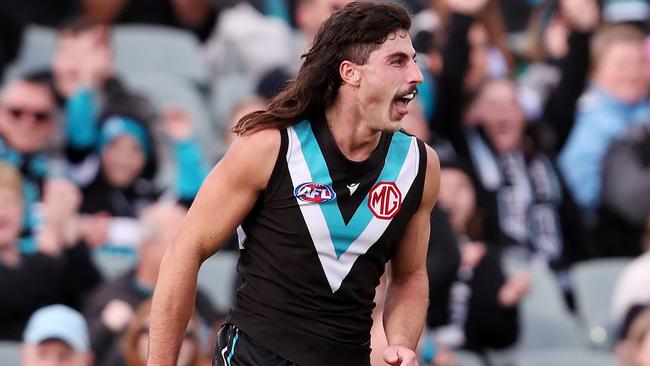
[339,60,361,87]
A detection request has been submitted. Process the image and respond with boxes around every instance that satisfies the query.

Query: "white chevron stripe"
[286,127,420,292]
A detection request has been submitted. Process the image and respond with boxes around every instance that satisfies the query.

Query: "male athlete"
[147,2,440,366]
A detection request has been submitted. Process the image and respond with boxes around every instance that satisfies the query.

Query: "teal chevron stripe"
[293,121,412,258]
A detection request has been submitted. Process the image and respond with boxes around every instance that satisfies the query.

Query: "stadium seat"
[513,348,616,366]
[209,72,257,133]
[0,340,21,366]
[197,251,239,313]
[571,258,632,349]
[2,25,57,82]
[112,25,209,86]
[455,350,485,366]
[487,260,584,366]
[519,260,584,349]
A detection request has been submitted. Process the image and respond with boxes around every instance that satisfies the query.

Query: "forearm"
[383,269,429,350]
[147,242,202,366]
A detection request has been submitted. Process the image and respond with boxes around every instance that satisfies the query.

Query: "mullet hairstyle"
[233,1,412,135]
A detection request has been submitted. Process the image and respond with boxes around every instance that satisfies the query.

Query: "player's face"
[356,30,423,132]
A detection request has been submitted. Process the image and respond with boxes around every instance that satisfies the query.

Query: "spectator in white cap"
[21,304,93,366]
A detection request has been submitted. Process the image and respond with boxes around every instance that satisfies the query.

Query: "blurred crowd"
[2,0,650,365]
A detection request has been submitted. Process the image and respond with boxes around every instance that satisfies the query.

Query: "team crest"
[368,182,402,219]
[294,182,336,203]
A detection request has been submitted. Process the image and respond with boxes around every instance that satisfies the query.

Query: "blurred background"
[1,0,650,365]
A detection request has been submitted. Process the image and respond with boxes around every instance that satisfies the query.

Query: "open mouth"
[395,89,418,105]
[392,88,418,116]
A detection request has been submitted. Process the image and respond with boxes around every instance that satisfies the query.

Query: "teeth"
[402,93,415,100]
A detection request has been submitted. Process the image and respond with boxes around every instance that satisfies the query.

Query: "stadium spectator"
[120,299,207,366]
[82,203,220,366]
[558,24,649,214]
[431,11,592,278]
[427,164,528,353]
[0,73,60,248]
[53,18,158,157]
[460,79,590,280]
[430,0,513,95]
[535,0,599,150]
[600,122,650,256]
[70,108,207,249]
[0,163,101,340]
[21,304,94,366]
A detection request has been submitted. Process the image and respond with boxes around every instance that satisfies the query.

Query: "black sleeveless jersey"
[228,117,428,366]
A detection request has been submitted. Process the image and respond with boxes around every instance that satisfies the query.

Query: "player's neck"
[325,100,382,162]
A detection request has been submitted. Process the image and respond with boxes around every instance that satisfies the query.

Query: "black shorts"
[214,324,299,366]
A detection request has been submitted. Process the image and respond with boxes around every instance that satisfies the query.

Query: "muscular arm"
[383,146,440,356]
[147,129,280,366]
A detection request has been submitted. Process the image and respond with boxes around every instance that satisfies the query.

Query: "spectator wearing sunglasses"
[0,73,59,250]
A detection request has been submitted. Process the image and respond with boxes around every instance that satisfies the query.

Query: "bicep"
[391,146,440,279]
[173,129,280,261]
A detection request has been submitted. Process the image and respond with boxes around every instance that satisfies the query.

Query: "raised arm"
[383,146,440,366]
[542,0,599,152]
[147,128,280,366]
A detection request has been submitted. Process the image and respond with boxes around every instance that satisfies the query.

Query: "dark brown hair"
[233,1,412,135]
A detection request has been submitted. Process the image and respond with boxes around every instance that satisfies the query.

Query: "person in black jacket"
[429,0,593,280]
[0,162,101,341]
[426,163,529,354]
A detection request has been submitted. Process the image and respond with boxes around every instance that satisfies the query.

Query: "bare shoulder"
[215,127,282,191]
[229,127,282,156]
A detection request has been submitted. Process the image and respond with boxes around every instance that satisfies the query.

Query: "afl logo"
[294,182,336,203]
[368,182,402,219]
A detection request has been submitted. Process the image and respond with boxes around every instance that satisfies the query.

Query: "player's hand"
[384,345,419,366]
[561,0,599,32]
[446,0,489,16]
[163,106,194,141]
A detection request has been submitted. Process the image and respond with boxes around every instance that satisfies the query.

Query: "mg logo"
[368,182,402,219]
